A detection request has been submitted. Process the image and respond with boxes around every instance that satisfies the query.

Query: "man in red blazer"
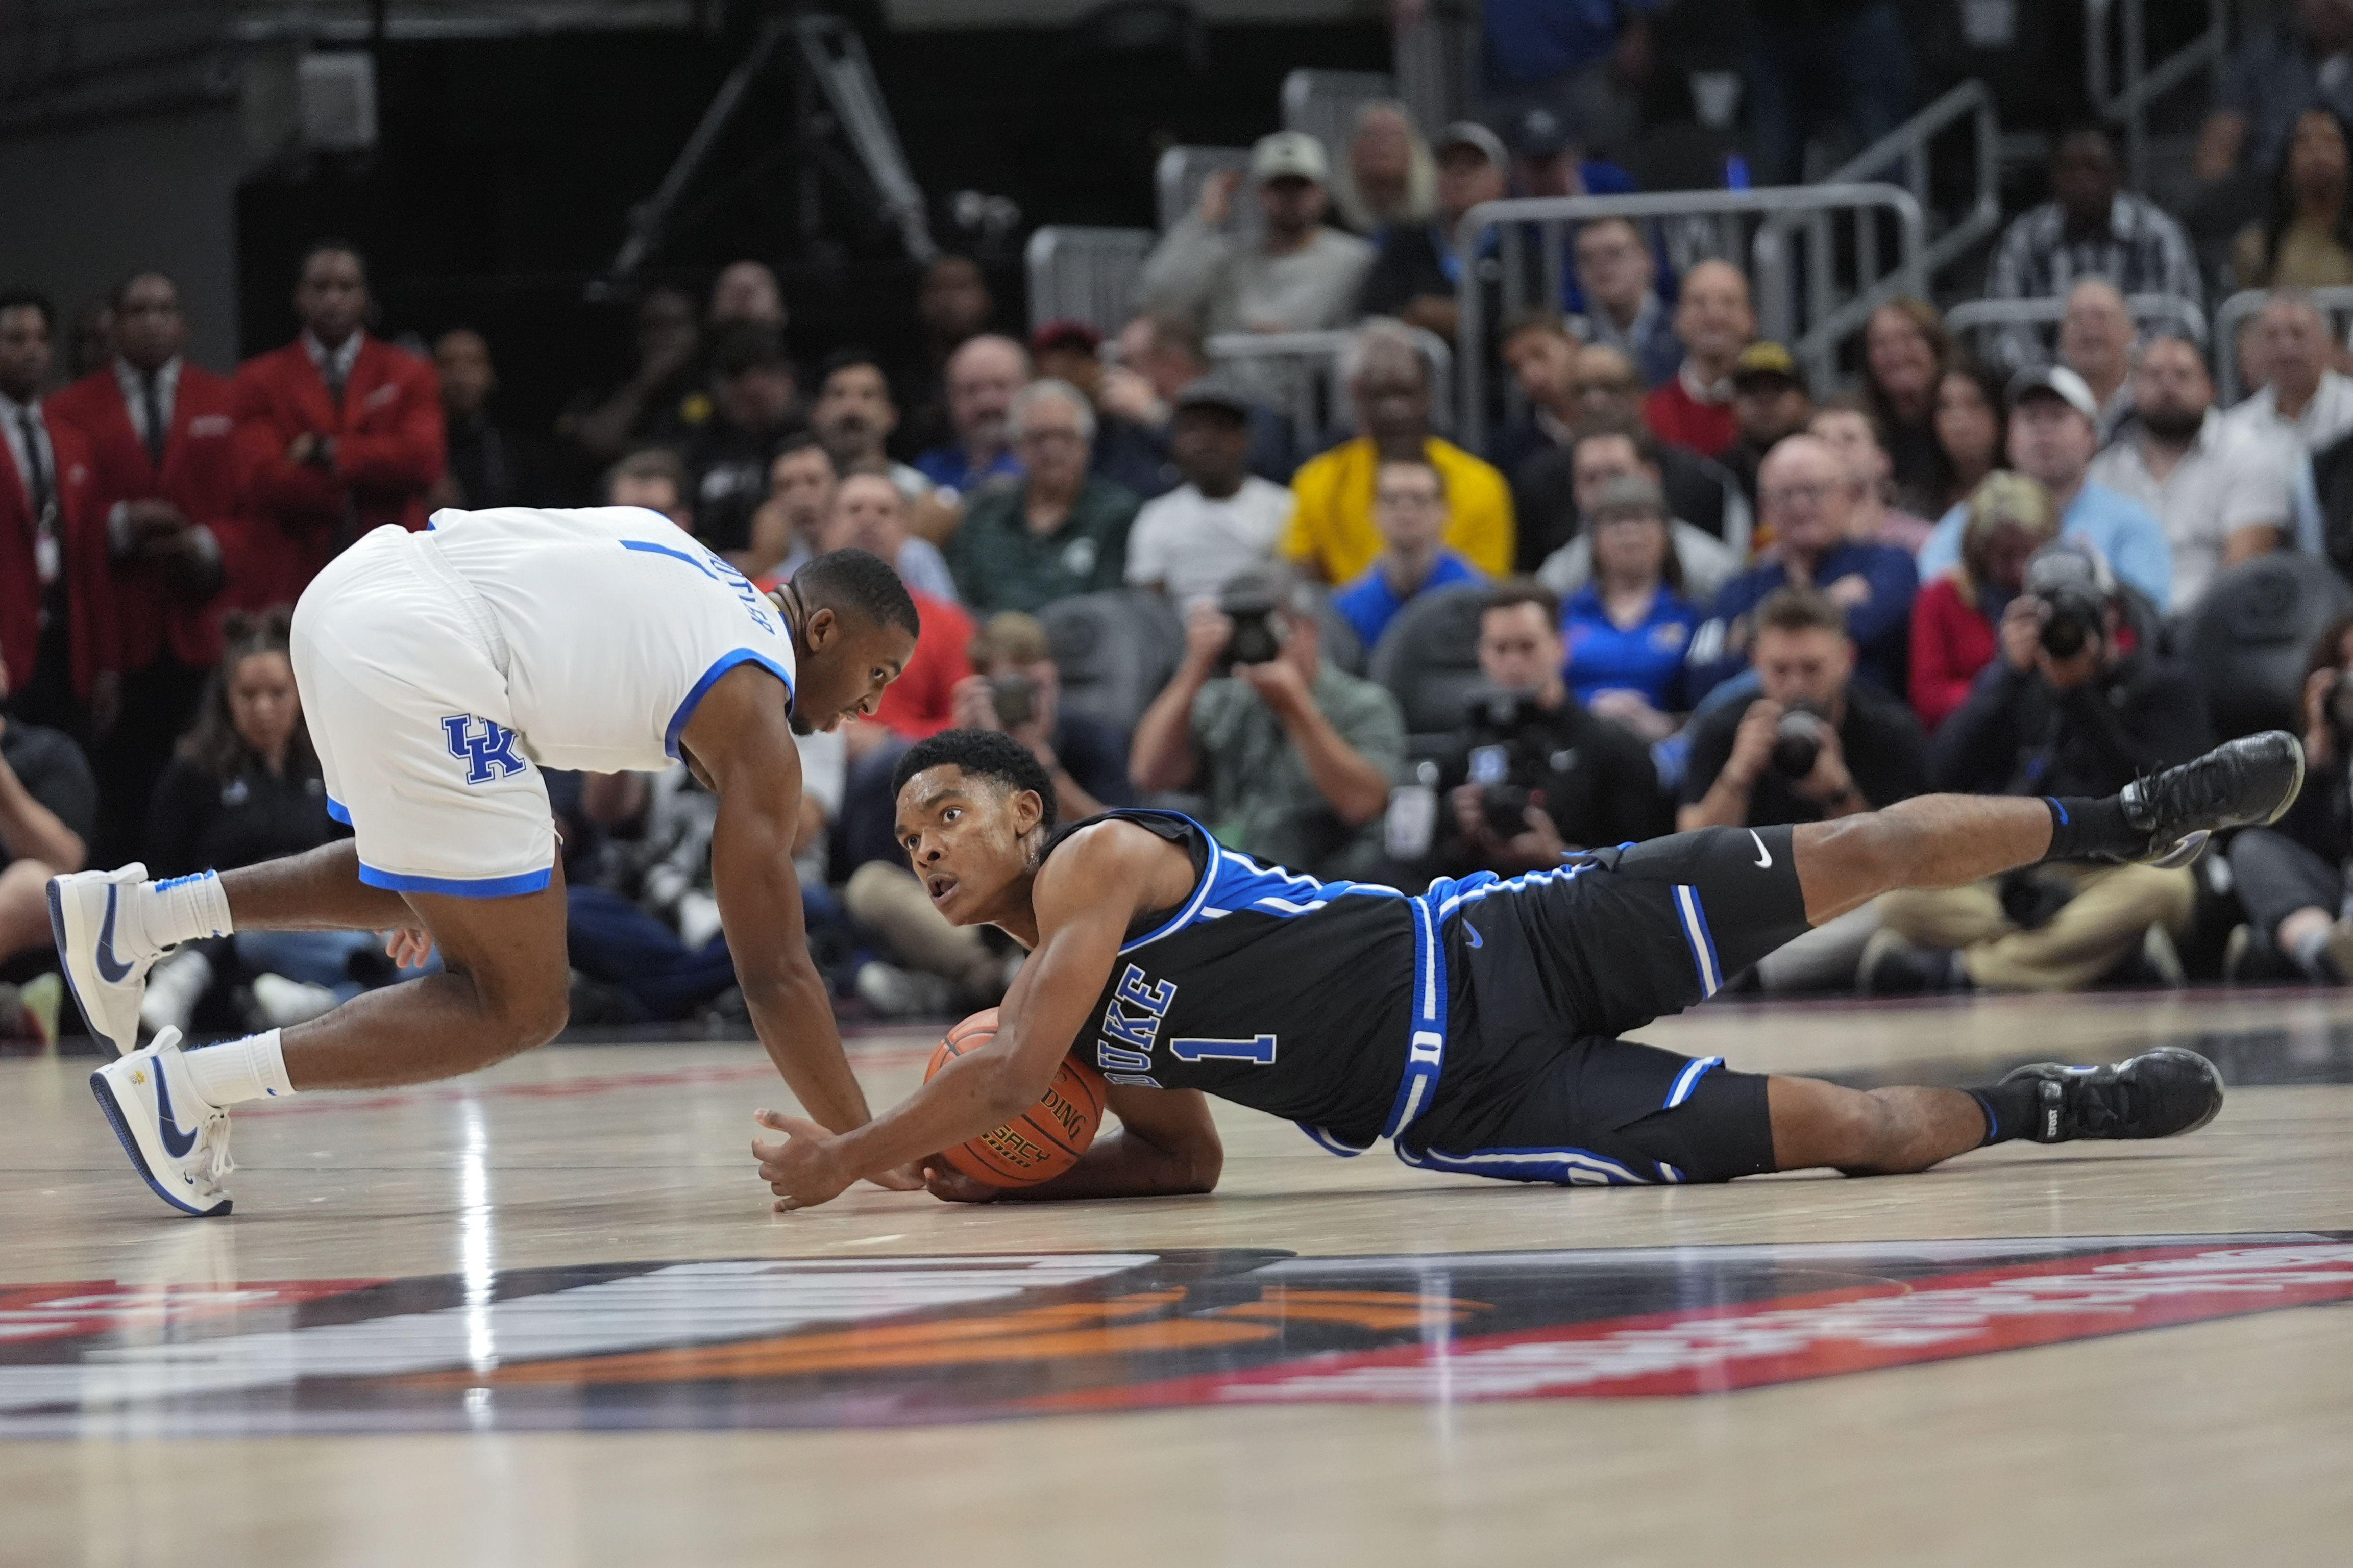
[48,271,246,860]
[0,289,108,744]
[230,241,444,611]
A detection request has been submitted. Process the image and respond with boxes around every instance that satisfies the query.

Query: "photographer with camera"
[1866,539,2213,993]
[1130,562,1405,879]
[1430,580,1669,878]
[2224,615,2353,981]
[948,611,1132,824]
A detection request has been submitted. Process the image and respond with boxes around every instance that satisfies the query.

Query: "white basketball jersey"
[419,505,798,773]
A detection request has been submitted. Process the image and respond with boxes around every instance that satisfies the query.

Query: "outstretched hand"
[753,1108,854,1210]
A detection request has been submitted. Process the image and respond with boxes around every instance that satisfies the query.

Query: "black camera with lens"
[1768,701,1832,778]
[1212,604,1286,676]
[2024,547,2110,661]
[987,673,1036,729]
[1464,686,1552,838]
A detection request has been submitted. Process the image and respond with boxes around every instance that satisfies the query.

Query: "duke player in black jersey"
[752,726,2305,1208]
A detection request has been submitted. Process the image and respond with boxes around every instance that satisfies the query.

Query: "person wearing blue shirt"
[1560,472,1698,733]
[1686,434,1920,704]
[1331,455,1488,652]
[1915,366,2174,611]
[1477,0,1661,159]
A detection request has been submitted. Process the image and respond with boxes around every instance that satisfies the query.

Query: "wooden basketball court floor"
[4,990,2351,1567]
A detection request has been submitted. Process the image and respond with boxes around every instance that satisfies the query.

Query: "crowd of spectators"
[30,3,2353,1042]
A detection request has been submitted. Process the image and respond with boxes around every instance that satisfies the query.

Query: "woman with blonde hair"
[1907,471,2059,732]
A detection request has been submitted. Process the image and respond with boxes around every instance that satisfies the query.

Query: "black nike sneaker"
[2112,731,2305,868]
[2000,1048,2225,1144]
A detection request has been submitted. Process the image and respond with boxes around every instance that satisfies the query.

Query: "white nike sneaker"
[89,1029,234,1217]
[47,863,161,1055]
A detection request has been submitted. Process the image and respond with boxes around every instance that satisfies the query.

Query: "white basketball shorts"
[290,526,556,899]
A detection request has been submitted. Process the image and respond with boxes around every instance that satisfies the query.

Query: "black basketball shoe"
[2112,731,2305,868]
[2000,1048,2225,1144]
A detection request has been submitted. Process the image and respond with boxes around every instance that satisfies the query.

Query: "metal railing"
[2214,286,2353,404]
[1945,292,2208,373]
[1024,226,1155,335]
[1799,80,2002,298]
[1155,144,1250,233]
[1452,185,1925,452]
[2087,0,2231,195]
[1281,67,1395,166]
[1206,327,1456,452]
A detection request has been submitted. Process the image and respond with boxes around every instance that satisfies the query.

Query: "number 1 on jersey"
[1166,1034,1278,1065]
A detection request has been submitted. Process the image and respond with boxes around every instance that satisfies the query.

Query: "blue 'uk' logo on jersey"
[443,714,528,784]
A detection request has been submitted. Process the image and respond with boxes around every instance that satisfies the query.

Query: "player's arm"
[926,1084,1221,1203]
[681,662,876,1136]
[752,826,1166,1209]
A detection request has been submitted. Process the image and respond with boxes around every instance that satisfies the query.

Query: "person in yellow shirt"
[1282,320,1515,582]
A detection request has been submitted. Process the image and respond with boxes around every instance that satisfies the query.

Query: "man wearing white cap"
[1915,365,2174,611]
[1138,130,1375,406]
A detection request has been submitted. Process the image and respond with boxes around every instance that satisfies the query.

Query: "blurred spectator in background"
[1359,120,1510,345]
[1985,125,2201,372]
[683,325,802,557]
[1104,313,1296,484]
[1332,100,1436,237]
[1139,132,1375,404]
[1687,434,1918,702]
[66,298,114,382]
[1285,321,1514,582]
[2056,278,2138,440]
[1809,396,1934,554]
[1568,216,1681,388]
[605,447,693,532]
[1467,0,1653,160]
[230,241,444,611]
[1644,261,1753,459]
[1744,0,1914,188]
[2224,292,2353,452]
[1528,421,1741,603]
[1932,359,2008,512]
[1920,367,2173,609]
[2089,333,2292,612]
[1125,377,1292,606]
[2233,107,2353,288]
[950,611,1133,824]
[1132,564,1404,879]
[1030,319,1172,500]
[913,332,1026,498]
[1870,542,2208,994]
[707,260,786,332]
[808,349,928,499]
[1498,330,1742,555]
[141,609,424,1032]
[741,437,835,585]
[1862,298,1952,519]
[1331,454,1487,650]
[819,470,958,608]
[1431,578,1668,880]
[558,287,699,472]
[1717,341,1814,513]
[900,254,996,457]
[1908,471,2059,734]
[2226,614,2353,981]
[2198,0,2353,186]
[428,328,541,512]
[48,270,238,864]
[1509,105,1640,213]
[1,290,105,745]
[0,648,92,973]
[1559,474,1697,741]
[946,380,1136,614]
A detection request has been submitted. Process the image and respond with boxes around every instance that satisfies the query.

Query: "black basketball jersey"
[1039,810,1429,1150]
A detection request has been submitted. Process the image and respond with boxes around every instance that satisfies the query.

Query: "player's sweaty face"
[895,769,1026,923]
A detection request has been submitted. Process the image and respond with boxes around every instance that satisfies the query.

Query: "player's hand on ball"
[864,1162,928,1193]
[751,1109,854,1211]
[922,1161,1003,1203]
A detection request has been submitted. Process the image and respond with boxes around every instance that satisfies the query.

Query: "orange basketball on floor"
[924,1008,1107,1188]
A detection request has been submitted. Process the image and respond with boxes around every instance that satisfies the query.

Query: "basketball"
[924,1008,1108,1187]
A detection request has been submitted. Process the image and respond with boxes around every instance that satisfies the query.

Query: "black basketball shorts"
[1398,825,1813,1185]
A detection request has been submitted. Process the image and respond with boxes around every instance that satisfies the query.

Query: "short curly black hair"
[890,728,1059,836]
[794,547,920,640]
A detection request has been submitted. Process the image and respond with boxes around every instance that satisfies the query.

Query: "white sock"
[182,1028,295,1107]
[134,871,234,951]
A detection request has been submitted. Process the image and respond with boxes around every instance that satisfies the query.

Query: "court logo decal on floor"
[3,1234,2349,1435]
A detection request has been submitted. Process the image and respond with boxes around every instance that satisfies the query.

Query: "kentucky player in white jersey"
[50,507,921,1217]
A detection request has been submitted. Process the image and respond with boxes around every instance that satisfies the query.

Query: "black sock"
[2040,795,2136,862]
[1966,1081,2042,1146]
